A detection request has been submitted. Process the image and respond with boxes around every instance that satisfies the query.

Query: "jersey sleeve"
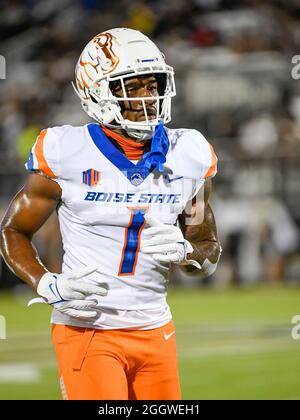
[25,128,60,179]
[182,129,218,199]
[189,130,218,180]
[203,143,217,179]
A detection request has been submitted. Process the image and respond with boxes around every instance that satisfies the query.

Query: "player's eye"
[126,86,138,96]
[125,82,158,97]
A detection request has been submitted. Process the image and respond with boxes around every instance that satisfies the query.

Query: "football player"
[0,28,221,400]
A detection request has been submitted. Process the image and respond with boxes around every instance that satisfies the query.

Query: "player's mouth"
[137,108,157,121]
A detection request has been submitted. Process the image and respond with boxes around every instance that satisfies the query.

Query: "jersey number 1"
[118,208,148,276]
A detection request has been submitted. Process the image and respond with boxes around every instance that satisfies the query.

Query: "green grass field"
[0,286,300,400]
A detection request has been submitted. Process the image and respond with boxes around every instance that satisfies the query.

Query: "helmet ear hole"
[82,102,89,112]
[90,94,99,104]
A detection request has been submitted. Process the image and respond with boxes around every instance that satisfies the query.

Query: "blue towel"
[140,121,169,173]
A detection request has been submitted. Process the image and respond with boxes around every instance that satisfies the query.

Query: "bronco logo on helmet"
[93,33,120,74]
[76,32,120,100]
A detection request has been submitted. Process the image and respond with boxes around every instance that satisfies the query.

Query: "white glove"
[28,266,108,320]
[141,214,201,269]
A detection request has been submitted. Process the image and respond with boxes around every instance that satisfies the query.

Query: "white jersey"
[26,124,217,329]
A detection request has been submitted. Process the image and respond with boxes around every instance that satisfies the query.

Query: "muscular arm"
[0,174,62,291]
[178,179,221,274]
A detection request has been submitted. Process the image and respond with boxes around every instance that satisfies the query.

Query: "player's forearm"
[179,200,221,275]
[188,240,220,264]
[182,240,221,274]
[0,227,47,291]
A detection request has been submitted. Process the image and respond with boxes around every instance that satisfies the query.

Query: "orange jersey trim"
[35,129,56,178]
[204,144,217,179]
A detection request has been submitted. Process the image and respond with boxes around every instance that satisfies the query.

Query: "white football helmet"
[73,28,176,140]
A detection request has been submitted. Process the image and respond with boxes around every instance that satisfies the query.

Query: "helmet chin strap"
[118,102,156,142]
[102,102,157,142]
[123,124,155,142]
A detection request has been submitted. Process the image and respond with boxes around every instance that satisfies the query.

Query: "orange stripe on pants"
[51,321,181,400]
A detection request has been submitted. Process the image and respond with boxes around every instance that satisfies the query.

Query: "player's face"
[112,75,159,122]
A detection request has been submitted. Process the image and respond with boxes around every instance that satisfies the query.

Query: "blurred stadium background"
[0,0,300,400]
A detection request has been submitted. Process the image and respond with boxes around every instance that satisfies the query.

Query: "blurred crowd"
[1,0,300,288]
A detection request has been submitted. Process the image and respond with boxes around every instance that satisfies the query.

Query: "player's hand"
[141,214,201,269]
[45,299,100,320]
[28,266,108,319]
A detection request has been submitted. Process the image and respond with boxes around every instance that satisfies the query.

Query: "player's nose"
[138,86,156,99]
[143,93,157,109]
